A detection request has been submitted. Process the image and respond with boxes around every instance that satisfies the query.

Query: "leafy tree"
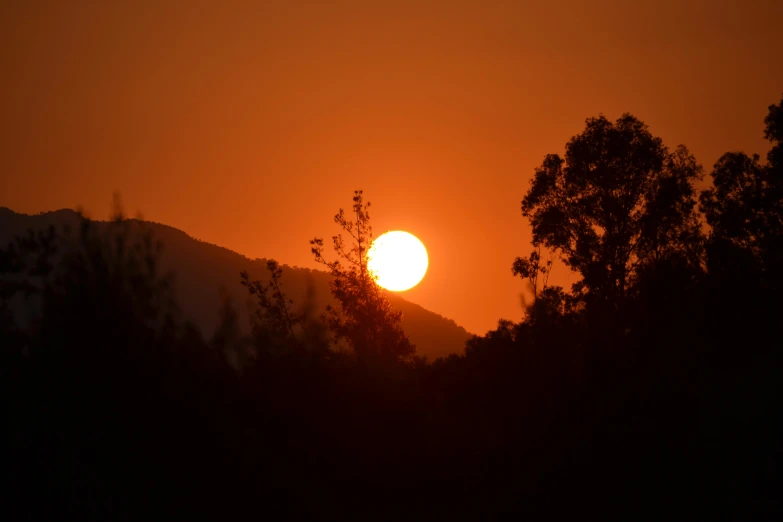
[520,114,704,309]
[700,94,783,280]
[310,190,414,362]
[765,93,783,173]
[699,153,770,259]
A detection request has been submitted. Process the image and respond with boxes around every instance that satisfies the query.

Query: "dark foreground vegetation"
[2,95,782,520]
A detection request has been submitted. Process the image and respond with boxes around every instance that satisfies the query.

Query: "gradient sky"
[2,0,782,334]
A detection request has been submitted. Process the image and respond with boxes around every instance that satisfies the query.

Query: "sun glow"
[367,231,428,292]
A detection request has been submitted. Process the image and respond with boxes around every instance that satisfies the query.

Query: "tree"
[241,260,298,345]
[700,94,783,280]
[310,190,414,362]
[764,93,783,173]
[512,244,570,322]
[699,153,770,258]
[512,244,552,301]
[520,114,704,309]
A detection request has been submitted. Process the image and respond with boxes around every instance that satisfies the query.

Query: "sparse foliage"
[310,190,414,362]
[512,244,552,299]
[241,259,299,345]
[512,244,570,321]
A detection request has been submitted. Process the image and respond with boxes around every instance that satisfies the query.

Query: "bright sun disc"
[367,231,428,291]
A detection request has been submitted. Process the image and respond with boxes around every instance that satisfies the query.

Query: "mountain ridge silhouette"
[0,206,472,359]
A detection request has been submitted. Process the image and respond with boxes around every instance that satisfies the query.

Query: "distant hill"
[0,207,472,359]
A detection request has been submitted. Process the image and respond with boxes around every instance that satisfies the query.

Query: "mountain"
[0,207,472,359]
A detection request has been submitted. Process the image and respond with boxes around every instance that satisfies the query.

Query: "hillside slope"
[0,207,472,359]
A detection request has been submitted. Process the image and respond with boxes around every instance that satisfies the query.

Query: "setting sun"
[367,231,428,292]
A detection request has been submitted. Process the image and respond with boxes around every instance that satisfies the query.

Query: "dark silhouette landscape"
[3,1,783,519]
[0,207,472,361]
[2,95,783,520]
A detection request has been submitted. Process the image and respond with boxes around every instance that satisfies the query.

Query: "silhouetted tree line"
[2,95,782,520]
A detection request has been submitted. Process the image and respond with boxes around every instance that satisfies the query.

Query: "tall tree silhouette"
[520,114,704,309]
[700,94,783,281]
[765,93,783,174]
[310,190,414,362]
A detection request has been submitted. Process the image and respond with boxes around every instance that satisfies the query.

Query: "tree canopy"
[521,114,703,308]
[700,94,783,282]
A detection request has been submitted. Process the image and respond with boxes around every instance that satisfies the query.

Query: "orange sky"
[2,0,782,334]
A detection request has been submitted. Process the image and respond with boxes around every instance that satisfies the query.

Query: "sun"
[367,231,428,292]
